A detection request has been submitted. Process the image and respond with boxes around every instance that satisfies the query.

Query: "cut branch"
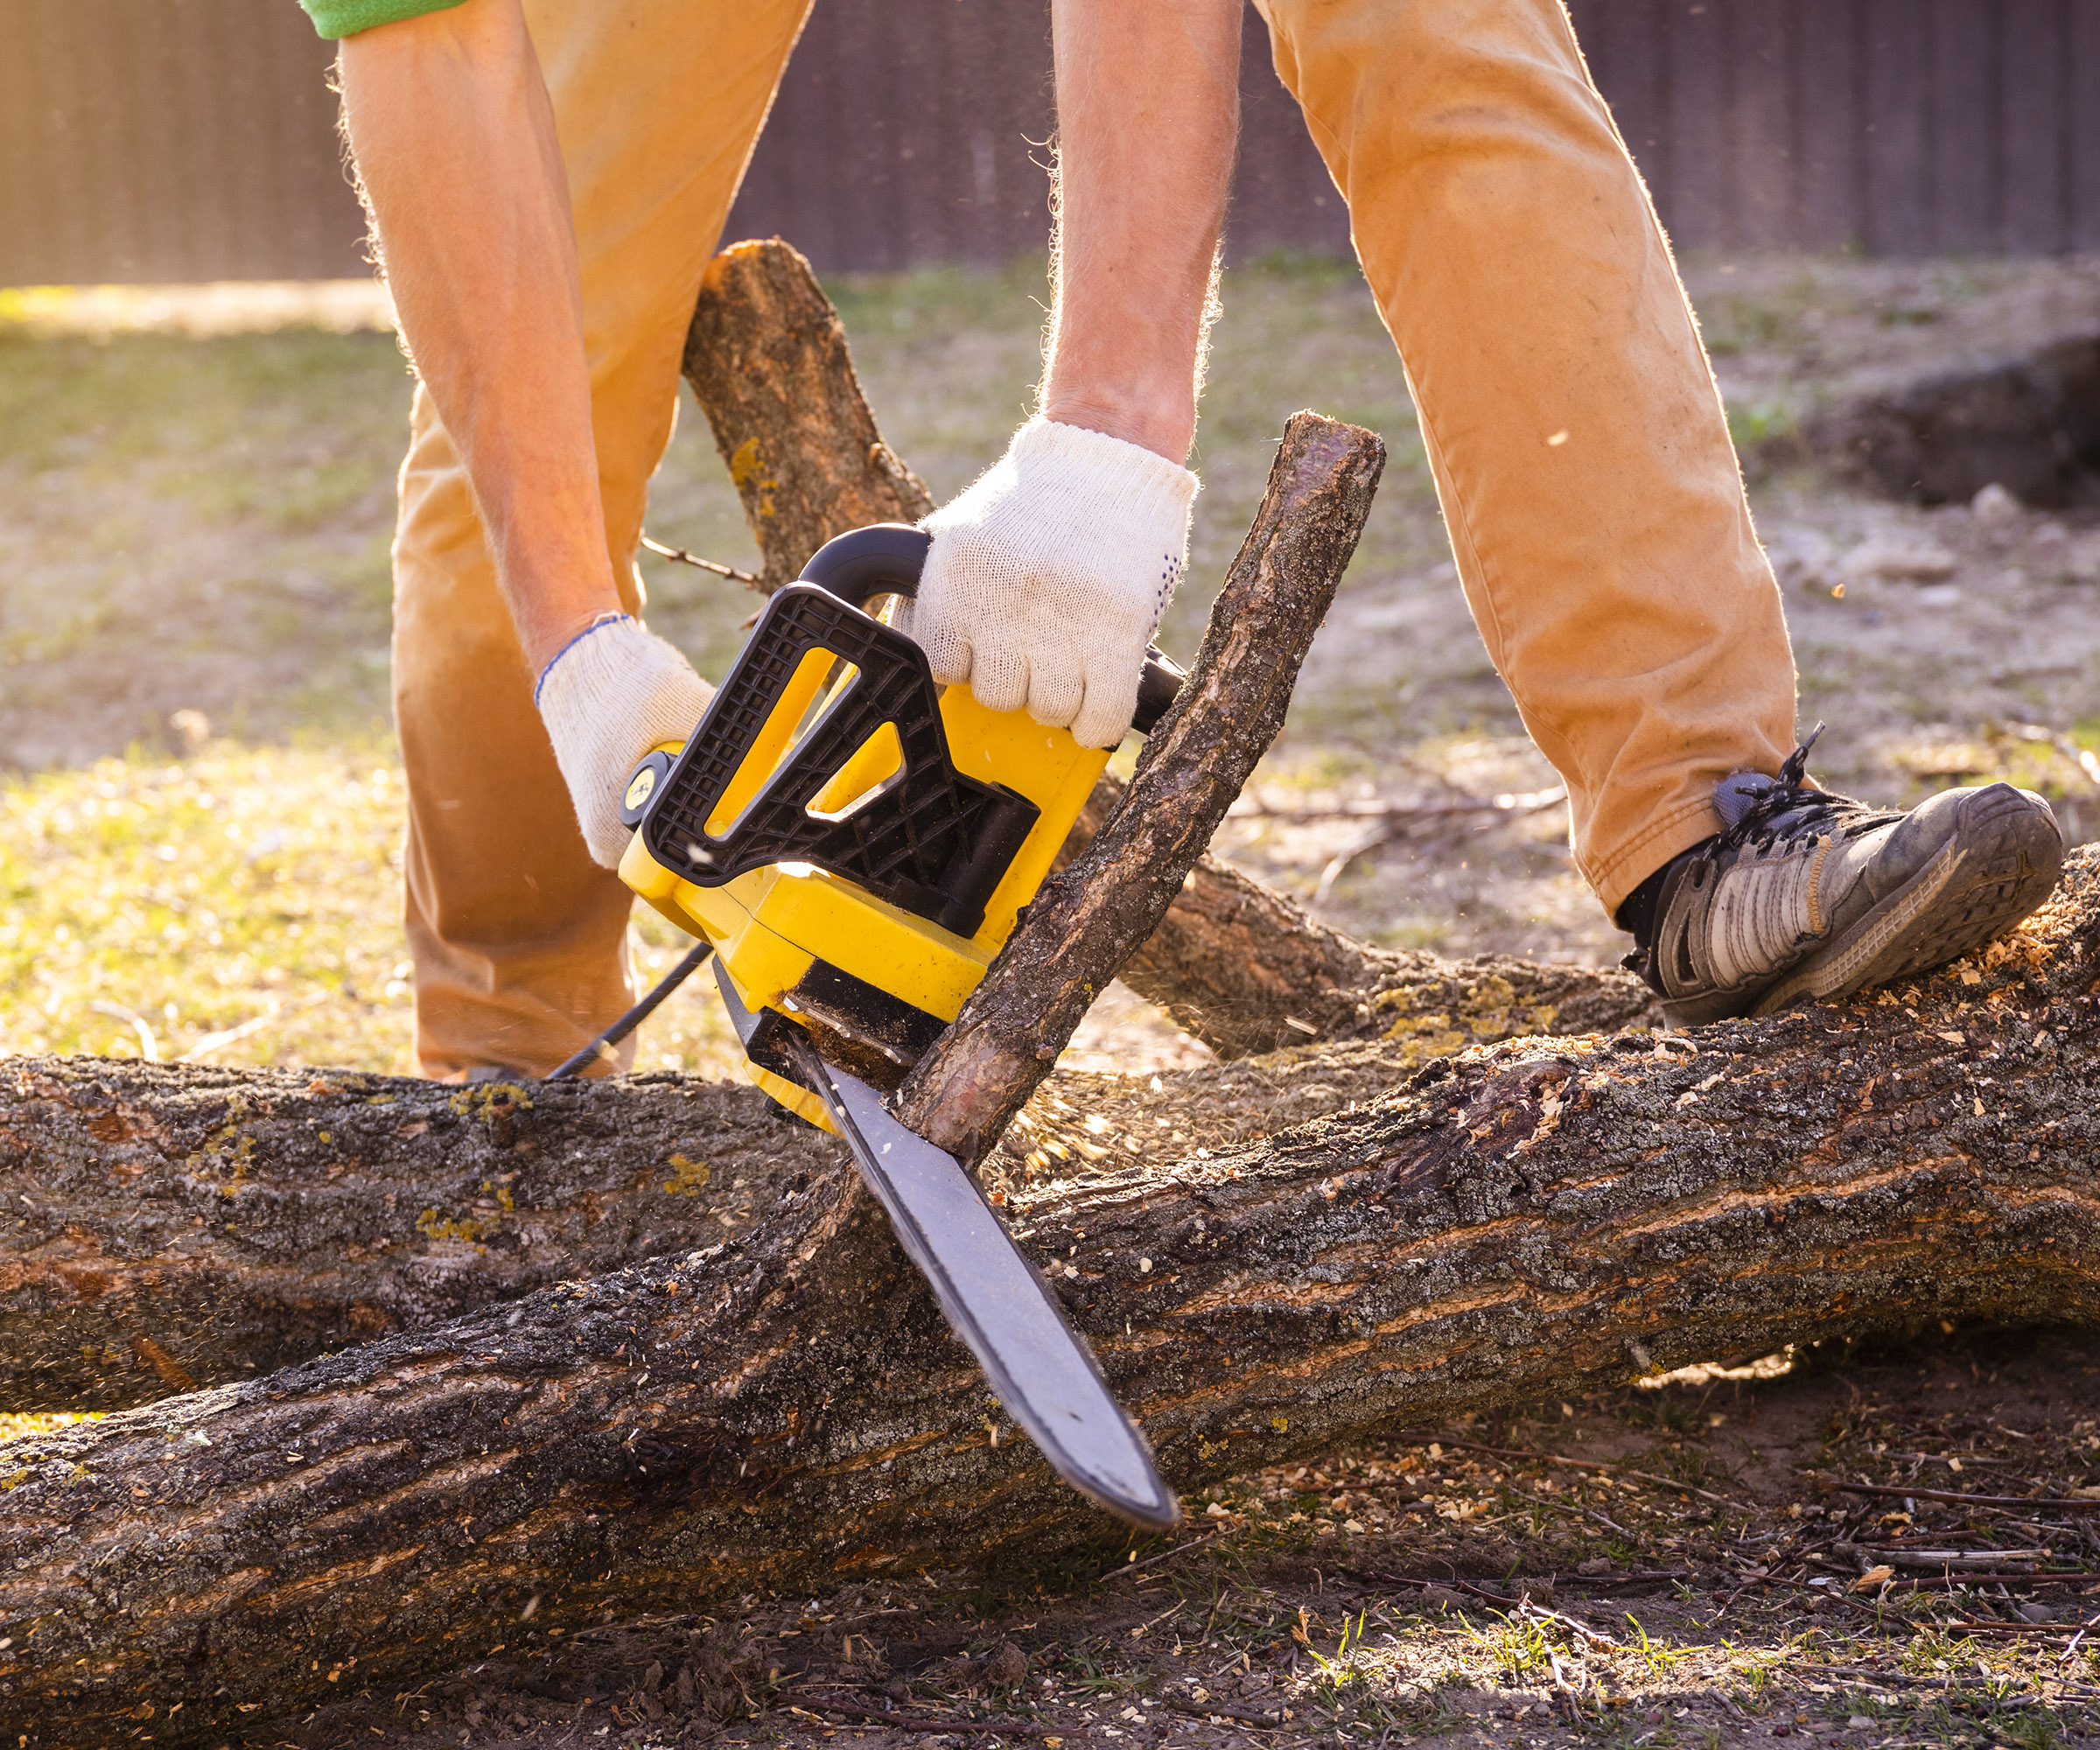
[3,851,2096,1745]
[893,412,1386,1165]
[682,238,934,589]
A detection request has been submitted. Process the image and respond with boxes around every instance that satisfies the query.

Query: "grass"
[0,256,1448,772]
[0,737,746,1076]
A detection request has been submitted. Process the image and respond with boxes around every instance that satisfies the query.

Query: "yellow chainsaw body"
[620,663,1107,1130]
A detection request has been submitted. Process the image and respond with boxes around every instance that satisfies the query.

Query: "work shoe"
[1624,729,2064,1027]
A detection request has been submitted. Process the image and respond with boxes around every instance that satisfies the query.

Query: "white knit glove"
[909,417,1199,748]
[535,615,716,868]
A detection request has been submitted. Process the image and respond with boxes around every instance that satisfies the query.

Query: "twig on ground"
[1232,788,1565,825]
[1309,789,1565,908]
[1165,1698,1284,1730]
[1834,1482,2100,1513]
[780,1693,1067,1736]
[1517,1599,1623,1650]
[176,991,332,1059]
[1431,1437,1749,1512]
[88,1000,158,1062]
[1099,1528,1228,1583]
[1787,1665,2100,1705]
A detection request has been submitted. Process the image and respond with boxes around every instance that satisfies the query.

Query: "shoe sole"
[1748,784,2063,1018]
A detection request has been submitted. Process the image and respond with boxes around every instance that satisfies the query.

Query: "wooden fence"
[2,0,2096,287]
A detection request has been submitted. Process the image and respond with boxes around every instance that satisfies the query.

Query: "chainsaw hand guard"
[634,582,1040,941]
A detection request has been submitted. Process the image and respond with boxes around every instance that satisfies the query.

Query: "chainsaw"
[612,523,1185,1530]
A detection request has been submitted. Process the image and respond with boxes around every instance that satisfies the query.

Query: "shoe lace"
[1704,723,1887,860]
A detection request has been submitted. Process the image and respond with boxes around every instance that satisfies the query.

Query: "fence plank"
[1862,0,1933,255]
[1660,0,1728,248]
[2001,0,2070,253]
[1727,0,1799,248]
[1797,0,1866,249]
[1574,0,1674,223]
[1228,3,1352,261]
[2073,0,2100,252]
[1928,0,2002,251]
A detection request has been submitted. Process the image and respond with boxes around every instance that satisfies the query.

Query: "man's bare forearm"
[1041,0,1242,465]
[339,0,621,676]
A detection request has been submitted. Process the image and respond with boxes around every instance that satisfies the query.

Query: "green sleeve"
[299,0,471,39]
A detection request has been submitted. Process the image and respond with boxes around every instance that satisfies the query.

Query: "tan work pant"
[391,0,1798,1079]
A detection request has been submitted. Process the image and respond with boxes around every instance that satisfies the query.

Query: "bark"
[4,850,2097,1744]
[893,413,1387,1165]
[0,1067,835,1410]
[1067,775,1662,1059]
[682,239,935,589]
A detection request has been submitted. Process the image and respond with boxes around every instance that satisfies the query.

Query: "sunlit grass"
[0,737,414,1069]
[0,1412,98,1444]
[0,738,744,1079]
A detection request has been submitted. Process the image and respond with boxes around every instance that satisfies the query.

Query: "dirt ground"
[4,255,2100,1745]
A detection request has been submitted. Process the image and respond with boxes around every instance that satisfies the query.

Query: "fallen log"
[0,1067,833,1410]
[682,238,934,589]
[4,850,2096,1744]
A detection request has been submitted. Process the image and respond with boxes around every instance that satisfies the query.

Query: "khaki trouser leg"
[1256,0,1799,916]
[391,0,812,1079]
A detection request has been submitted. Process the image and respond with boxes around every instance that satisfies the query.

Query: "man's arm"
[910,0,1242,747]
[337,0,713,869]
[1040,0,1242,465]
[337,0,620,675]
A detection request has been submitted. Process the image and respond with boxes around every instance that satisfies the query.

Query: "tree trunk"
[682,239,934,589]
[3,851,2095,1744]
[1067,776,1662,1060]
[894,413,1386,1165]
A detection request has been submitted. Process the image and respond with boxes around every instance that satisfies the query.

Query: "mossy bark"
[2,853,2094,1745]
[0,1066,834,1410]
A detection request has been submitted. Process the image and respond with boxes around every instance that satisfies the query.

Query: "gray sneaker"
[1627,730,2064,1027]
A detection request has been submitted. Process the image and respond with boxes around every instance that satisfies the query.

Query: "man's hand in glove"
[913,417,1198,750]
[536,616,715,867]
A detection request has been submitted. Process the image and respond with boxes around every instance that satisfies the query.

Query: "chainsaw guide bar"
[718,970,1181,1532]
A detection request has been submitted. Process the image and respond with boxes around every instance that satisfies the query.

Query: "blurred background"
[3,0,2098,1080]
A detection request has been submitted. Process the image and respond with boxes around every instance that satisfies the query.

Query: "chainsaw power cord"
[544,938,715,1081]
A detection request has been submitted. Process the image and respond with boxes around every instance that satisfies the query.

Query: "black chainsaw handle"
[798,523,1187,735]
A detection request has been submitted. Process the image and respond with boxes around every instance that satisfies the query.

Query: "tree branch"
[682,238,934,590]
